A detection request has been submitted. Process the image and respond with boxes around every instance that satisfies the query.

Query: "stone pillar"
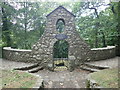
[47,58,54,71]
[47,63,54,71]
[68,56,75,72]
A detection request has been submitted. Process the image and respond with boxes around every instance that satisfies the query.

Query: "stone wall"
[2,46,116,63]
[3,47,35,63]
[91,46,116,61]
[2,6,117,69]
[116,45,120,56]
[30,6,92,68]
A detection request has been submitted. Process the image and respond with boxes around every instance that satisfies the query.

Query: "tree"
[72,1,117,48]
[110,2,120,56]
[1,2,15,47]
[1,1,119,51]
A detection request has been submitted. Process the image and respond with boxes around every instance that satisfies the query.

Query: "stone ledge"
[3,47,32,52]
[90,46,116,61]
[84,63,109,69]
[91,46,115,50]
[14,63,39,70]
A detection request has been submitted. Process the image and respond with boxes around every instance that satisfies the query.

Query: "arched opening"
[53,40,69,58]
[56,19,65,33]
[53,40,69,68]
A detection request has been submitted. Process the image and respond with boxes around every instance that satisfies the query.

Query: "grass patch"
[90,68,119,88]
[2,69,37,88]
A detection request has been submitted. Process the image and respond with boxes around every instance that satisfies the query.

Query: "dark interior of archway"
[56,19,65,33]
[53,40,69,58]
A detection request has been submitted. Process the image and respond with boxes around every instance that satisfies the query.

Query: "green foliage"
[1,1,119,50]
[72,1,119,48]
[53,40,69,58]
[86,80,90,88]
[2,69,37,88]
[1,2,15,47]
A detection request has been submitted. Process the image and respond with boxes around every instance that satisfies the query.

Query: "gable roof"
[46,6,76,17]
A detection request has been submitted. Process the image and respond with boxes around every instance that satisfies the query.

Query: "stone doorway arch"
[53,40,69,58]
[53,40,69,70]
[31,6,92,71]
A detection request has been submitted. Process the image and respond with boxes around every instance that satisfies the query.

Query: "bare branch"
[87,2,99,18]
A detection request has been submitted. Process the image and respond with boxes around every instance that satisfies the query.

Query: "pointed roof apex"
[46,6,76,17]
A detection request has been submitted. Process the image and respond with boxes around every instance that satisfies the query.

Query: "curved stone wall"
[3,47,34,63]
[91,46,116,61]
[3,46,116,63]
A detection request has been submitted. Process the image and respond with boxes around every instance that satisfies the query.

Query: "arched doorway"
[53,40,69,70]
[53,40,69,58]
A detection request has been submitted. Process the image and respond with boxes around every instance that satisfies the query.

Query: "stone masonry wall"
[3,47,35,63]
[2,46,116,63]
[2,6,116,67]
[91,46,116,61]
[30,6,92,67]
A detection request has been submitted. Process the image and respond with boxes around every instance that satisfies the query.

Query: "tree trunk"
[2,2,11,47]
[101,31,106,47]
[88,3,99,48]
[95,21,99,48]
[24,2,28,49]
[116,2,120,56]
[95,29,98,48]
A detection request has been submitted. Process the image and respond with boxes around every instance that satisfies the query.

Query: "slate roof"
[46,6,76,17]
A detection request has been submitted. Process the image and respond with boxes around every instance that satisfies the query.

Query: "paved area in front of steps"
[35,69,90,88]
[86,57,119,68]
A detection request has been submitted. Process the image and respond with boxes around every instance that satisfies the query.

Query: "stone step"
[14,63,39,70]
[80,65,100,72]
[54,60,68,66]
[54,66,68,71]
[84,63,109,70]
[28,66,43,73]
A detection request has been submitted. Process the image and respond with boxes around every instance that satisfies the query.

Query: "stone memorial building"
[31,6,92,70]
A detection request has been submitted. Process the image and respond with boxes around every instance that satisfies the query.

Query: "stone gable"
[31,6,92,68]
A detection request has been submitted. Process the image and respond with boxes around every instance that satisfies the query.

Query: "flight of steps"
[80,63,109,72]
[14,63,43,73]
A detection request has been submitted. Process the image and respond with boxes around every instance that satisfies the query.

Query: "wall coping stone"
[91,46,115,50]
[3,47,32,52]
[3,46,115,51]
